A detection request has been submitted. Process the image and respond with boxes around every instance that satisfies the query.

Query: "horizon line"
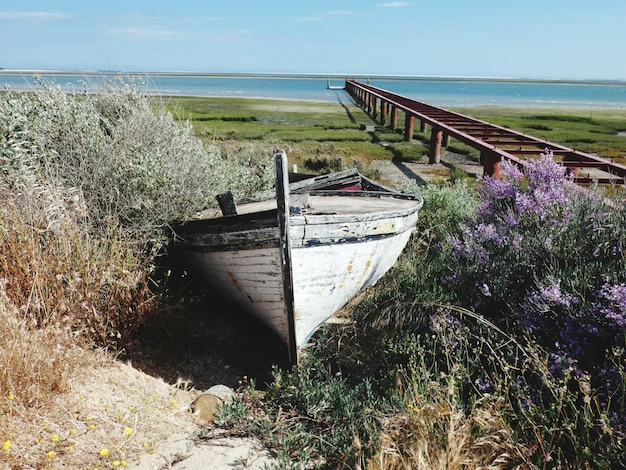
[1,68,625,86]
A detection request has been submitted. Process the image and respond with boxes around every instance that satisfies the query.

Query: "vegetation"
[170,97,626,168]
[2,78,626,468]
[0,79,274,468]
[219,156,626,468]
[167,96,427,169]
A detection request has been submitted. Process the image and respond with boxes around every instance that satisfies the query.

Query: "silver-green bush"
[1,77,274,243]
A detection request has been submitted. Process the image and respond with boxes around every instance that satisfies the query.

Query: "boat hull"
[173,150,423,362]
[290,225,415,347]
[177,198,420,350]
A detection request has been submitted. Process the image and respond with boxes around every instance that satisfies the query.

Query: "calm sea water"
[1,72,625,109]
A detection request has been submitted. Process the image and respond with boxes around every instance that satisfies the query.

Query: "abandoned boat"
[173,150,423,363]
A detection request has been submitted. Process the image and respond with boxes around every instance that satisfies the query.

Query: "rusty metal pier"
[345,79,626,185]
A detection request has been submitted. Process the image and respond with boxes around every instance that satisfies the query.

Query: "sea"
[1,71,625,109]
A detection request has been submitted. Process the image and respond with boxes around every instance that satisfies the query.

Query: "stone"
[191,385,234,422]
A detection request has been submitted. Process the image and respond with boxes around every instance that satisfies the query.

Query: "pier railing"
[345,79,626,185]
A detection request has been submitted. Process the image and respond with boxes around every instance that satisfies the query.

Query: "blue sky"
[2,1,625,80]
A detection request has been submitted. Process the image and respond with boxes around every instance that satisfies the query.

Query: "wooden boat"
[173,150,423,363]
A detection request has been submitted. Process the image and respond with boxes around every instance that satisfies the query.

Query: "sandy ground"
[62,357,279,470]
[119,293,286,469]
[133,432,277,469]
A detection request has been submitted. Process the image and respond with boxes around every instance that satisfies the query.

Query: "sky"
[1,1,626,80]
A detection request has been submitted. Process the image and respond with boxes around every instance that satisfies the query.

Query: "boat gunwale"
[174,190,423,230]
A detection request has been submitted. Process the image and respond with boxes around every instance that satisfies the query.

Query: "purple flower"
[515,192,534,213]
[524,277,578,312]
[598,283,626,327]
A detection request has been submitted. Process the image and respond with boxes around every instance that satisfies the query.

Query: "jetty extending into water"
[346,79,626,186]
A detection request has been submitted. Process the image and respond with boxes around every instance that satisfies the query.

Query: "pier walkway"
[345,79,626,185]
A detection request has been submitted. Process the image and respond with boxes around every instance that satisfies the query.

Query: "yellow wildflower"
[88,424,95,431]
[8,392,14,401]
[51,434,59,442]
[123,427,132,435]
[99,448,109,457]
[113,461,120,467]
[2,441,10,451]
[121,461,127,467]
[47,450,56,458]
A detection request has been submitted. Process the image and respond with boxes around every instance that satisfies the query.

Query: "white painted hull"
[178,195,420,355]
[290,226,414,347]
[174,152,423,362]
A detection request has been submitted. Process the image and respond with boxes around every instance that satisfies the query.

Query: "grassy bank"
[168,96,626,170]
[2,81,626,468]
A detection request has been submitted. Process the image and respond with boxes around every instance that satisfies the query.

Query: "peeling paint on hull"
[173,155,423,362]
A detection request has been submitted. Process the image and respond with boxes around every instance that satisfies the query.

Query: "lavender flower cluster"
[440,152,626,399]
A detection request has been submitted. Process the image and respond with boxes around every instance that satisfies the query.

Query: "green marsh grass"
[168,96,430,167]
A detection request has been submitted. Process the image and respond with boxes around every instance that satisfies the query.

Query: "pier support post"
[429,127,442,164]
[420,120,426,133]
[563,154,581,178]
[482,152,501,178]
[380,100,387,125]
[390,106,398,130]
[442,134,450,147]
[404,113,414,142]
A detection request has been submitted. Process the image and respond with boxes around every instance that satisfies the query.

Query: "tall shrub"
[0,78,274,340]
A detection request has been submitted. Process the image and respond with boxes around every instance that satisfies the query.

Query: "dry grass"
[0,189,179,468]
[368,399,530,470]
[0,82,274,468]
[0,187,155,346]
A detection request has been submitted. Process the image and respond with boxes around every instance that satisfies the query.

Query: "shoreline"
[2,68,626,86]
[157,94,626,112]
[2,73,625,110]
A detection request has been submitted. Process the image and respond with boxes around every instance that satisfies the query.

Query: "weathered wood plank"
[274,150,298,365]
[216,191,238,216]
